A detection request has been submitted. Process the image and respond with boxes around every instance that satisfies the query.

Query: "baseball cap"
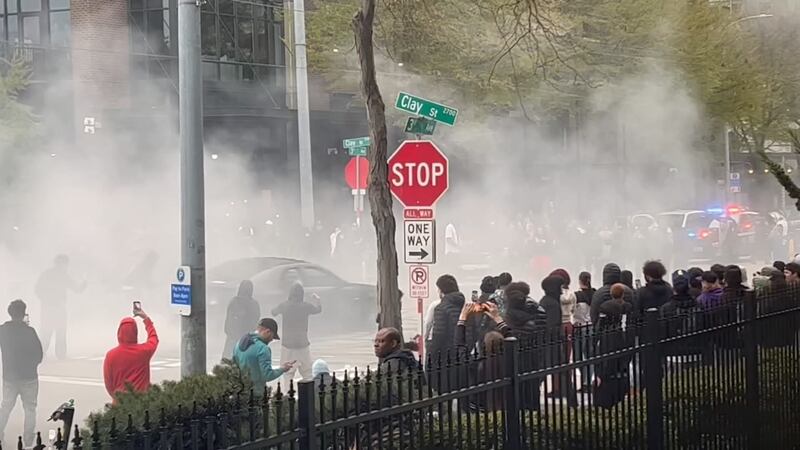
[257,318,280,340]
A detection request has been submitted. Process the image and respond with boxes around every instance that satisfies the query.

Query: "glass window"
[49,0,68,10]
[234,0,250,17]
[220,15,234,58]
[21,15,39,43]
[201,12,216,56]
[130,0,143,10]
[7,14,17,41]
[146,9,167,53]
[0,17,5,39]
[237,17,252,61]
[7,0,16,14]
[20,0,39,12]
[49,10,69,46]
[253,19,267,63]
[218,0,232,15]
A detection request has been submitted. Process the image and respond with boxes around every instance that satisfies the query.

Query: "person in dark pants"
[573,272,595,392]
[0,300,42,447]
[595,284,633,408]
[35,255,86,359]
[222,280,261,360]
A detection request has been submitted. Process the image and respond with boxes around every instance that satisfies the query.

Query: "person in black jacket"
[591,263,636,324]
[540,275,574,401]
[637,261,672,316]
[427,274,472,391]
[222,280,261,360]
[686,267,704,300]
[0,300,43,447]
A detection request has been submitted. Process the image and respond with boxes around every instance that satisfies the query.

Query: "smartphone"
[133,301,142,314]
[471,290,479,301]
[634,279,642,289]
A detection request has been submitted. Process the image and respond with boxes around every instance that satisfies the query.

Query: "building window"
[0,0,69,46]
[199,0,284,80]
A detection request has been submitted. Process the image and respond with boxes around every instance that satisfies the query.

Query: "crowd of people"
[2,252,800,447]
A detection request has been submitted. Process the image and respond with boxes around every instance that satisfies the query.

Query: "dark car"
[208,257,377,337]
[657,210,736,264]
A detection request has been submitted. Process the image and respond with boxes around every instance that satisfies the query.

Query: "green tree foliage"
[0,58,37,152]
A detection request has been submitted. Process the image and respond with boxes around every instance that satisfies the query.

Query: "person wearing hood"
[660,273,698,319]
[686,267,704,300]
[311,359,333,391]
[271,283,322,386]
[35,254,87,360]
[103,306,159,401]
[222,280,261,360]
[541,274,574,400]
[502,282,547,339]
[590,263,636,324]
[620,270,634,290]
[636,261,672,316]
[0,300,42,447]
[233,318,293,396]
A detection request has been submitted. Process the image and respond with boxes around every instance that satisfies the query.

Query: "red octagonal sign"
[388,140,449,208]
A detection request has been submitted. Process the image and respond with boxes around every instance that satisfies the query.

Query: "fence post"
[298,380,317,450]
[503,337,521,450]
[643,308,664,450]
[742,290,760,450]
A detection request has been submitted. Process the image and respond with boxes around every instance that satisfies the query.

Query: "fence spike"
[127,414,134,434]
[72,424,83,450]
[159,407,167,427]
[17,436,22,450]
[249,388,255,408]
[91,420,101,447]
[109,416,118,441]
[193,400,198,416]
[143,410,151,430]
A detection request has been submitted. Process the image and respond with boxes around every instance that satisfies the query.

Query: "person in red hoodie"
[103,306,159,401]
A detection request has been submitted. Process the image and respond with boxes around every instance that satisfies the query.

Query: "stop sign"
[388,140,449,207]
[344,157,369,189]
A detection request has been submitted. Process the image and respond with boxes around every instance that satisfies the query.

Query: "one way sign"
[404,219,436,264]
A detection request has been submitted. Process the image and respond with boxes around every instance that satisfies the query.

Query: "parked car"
[207,257,377,337]
[657,210,736,263]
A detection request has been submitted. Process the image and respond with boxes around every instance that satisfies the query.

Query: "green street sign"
[394,92,458,126]
[343,137,370,149]
[348,146,368,156]
[404,117,437,135]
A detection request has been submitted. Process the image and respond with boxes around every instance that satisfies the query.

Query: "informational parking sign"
[409,265,429,299]
[171,266,192,316]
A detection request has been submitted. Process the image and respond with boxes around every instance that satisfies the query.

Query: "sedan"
[208,257,377,337]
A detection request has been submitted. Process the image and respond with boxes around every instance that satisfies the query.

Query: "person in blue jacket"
[233,318,294,395]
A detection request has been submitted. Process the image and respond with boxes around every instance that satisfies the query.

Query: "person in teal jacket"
[233,318,295,395]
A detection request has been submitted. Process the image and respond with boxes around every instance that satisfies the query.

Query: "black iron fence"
[9,286,800,449]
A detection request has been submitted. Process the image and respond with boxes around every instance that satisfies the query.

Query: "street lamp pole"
[178,0,207,377]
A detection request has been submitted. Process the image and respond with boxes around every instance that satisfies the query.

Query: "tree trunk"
[352,0,403,337]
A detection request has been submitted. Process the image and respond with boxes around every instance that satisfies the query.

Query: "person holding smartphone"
[271,283,322,386]
[103,302,159,402]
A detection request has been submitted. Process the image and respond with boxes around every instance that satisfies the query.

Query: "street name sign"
[404,220,436,264]
[343,137,371,148]
[395,92,458,126]
[405,117,437,135]
[348,146,368,156]
[389,140,449,208]
[170,266,192,316]
[409,265,430,299]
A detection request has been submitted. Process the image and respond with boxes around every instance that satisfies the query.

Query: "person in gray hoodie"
[590,263,637,324]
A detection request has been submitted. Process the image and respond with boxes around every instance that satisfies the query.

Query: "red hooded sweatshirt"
[103,317,159,400]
